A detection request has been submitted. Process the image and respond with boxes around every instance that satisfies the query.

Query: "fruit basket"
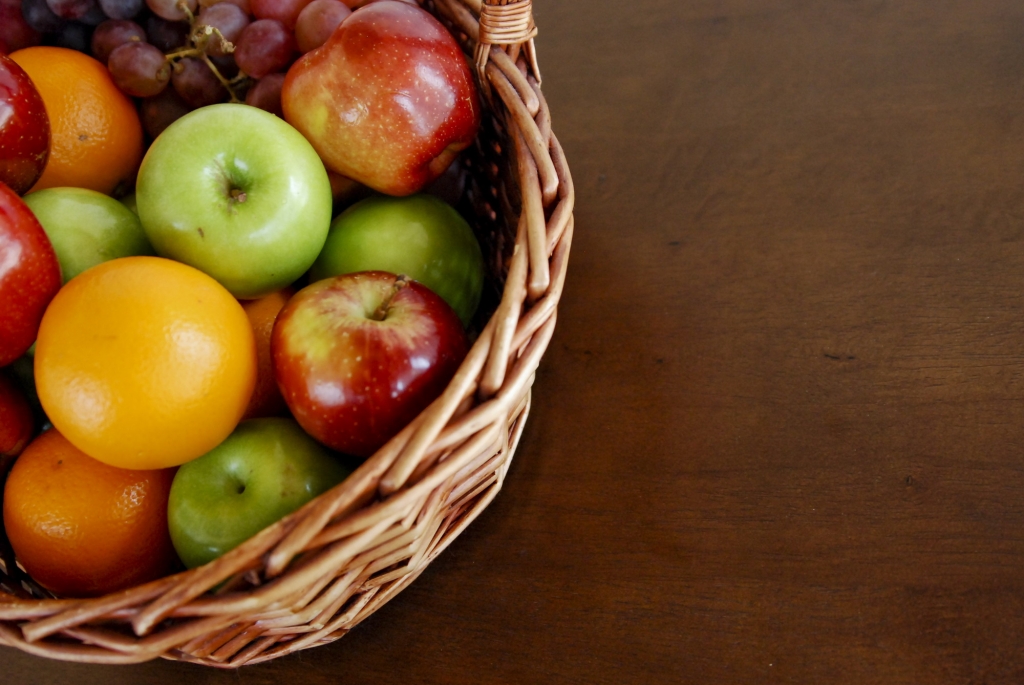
[0,0,574,667]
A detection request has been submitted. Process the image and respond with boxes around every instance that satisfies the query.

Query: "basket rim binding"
[0,0,574,667]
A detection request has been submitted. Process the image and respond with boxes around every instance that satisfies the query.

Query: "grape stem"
[164,46,201,61]
[176,0,195,24]
[165,1,251,104]
[200,52,243,103]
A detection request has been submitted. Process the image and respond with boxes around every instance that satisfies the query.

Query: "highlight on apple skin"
[282,0,481,197]
[272,271,469,458]
[135,103,333,300]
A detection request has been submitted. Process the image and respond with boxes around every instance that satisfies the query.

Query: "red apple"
[272,271,468,458]
[281,0,480,196]
[0,370,33,456]
[0,55,49,195]
[0,181,61,366]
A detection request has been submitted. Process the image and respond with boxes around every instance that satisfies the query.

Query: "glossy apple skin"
[273,271,469,458]
[23,187,154,283]
[168,417,351,569]
[136,104,332,299]
[0,55,49,195]
[282,0,481,196]
[0,182,61,366]
[309,194,484,327]
[0,370,33,457]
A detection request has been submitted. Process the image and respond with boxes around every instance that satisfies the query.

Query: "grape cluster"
[1,0,363,138]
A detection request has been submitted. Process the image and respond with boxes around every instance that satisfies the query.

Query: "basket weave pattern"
[0,0,573,667]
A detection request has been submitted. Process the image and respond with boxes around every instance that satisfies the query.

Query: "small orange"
[241,287,294,420]
[35,256,257,470]
[3,429,178,597]
[9,46,144,195]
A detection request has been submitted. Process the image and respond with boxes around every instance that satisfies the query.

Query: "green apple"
[167,417,350,569]
[136,103,333,299]
[23,187,154,284]
[309,194,484,326]
[120,193,139,217]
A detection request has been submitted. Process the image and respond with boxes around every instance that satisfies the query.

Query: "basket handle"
[473,0,541,86]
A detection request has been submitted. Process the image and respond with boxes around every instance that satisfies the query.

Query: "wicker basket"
[0,0,573,667]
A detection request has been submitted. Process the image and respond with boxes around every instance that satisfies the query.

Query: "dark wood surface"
[9,0,1024,682]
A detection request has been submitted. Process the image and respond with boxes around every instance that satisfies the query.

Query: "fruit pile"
[0,0,487,598]
[2,0,415,132]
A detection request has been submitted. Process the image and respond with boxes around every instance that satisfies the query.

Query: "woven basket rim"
[0,0,574,667]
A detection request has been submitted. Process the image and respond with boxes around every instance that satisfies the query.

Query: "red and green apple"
[282,0,481,196]
[272,271,469,458]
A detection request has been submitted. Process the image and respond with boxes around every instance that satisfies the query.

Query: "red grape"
[234,19,294,78]
[196,2,248,57]
[98,0,143,19]
[53,21,92,51]
[91,19,145,63]
[209,53,239,78]
[0,6,42,52]
[294,0,348,53]
[145,14,189,51]
[171,55,227,107]
[244,72,284,116]
[250,0,312,30]
[139,82,191,138]
[146,0,196,22]
[108,41,170,97]
[21,0,65,32]
[78,1,105,23]
[198,0,249,15]
[45,0,95,20]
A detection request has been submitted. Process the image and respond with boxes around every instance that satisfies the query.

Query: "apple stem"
[372,275,410,321]
[230,188,247,204]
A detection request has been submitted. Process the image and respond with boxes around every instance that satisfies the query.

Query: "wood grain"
[8,0,1024,681]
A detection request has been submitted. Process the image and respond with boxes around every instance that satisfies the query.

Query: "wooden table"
[8,0,1024,682]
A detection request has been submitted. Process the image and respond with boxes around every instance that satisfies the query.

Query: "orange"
[34,256,257,470]
[241,287,294,420]
[3,428,178,597]
[9,46,144,195]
